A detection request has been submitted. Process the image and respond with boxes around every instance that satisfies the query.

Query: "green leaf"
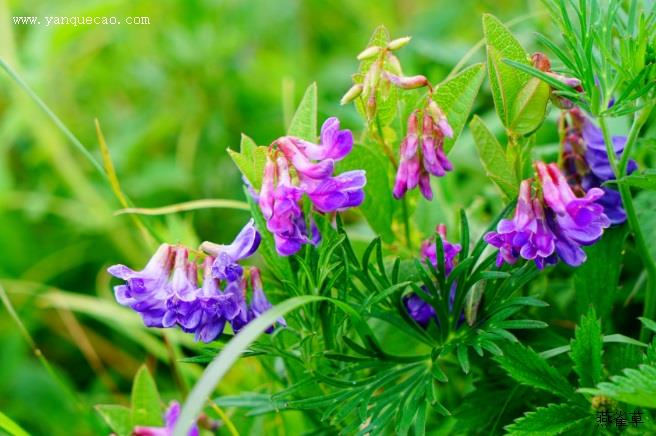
[570,308,603,388]
[639,317,656,334]
[433,63,485,153]
[495,342,574,398]
[470,115,518,198]
[0,410,30,436]
[509,77,550,136]
[635,191,656,261]
[482,13,531,130]
[227,134,268,191]
[457,345,470,374]
[95,405,132,436]
[617,169,656,190]
[573,224,628,320]
[288,82,317,141]
[336,143,394,242]
[131,365,163,427]
[505,403,589,435]
[578,364,656,408]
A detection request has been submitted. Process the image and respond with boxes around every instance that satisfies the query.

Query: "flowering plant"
[102,4,656,434]
[2,1,656,435]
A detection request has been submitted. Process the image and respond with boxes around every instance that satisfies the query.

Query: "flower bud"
[340,83,363,105]
[531,52,551,72]
[387,36,411,51]
[546,72,582,88]
[385,52,403,75]
[357,45,382,60]
[384,72,428,89]
[366,93,377,119]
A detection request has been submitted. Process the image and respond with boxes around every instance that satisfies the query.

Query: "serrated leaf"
[495,342,574,398]
[573,224,628,319]
[509,77,550,136]
[131,365,163,427]
[336,143,394,242]
[570,308,603,388]
[434,63,485,153]
[470,115,518,198]
[505,403,589,435]
[96,405,132,436]
[578,364,656,408]
[288,82,317,141]
[483,13,531,130]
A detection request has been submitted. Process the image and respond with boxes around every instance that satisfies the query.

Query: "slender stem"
[599,113,656,341]
[401,197,413,251]
[0,58,107,178]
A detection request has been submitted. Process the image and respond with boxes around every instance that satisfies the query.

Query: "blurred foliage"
[0,0,577,433]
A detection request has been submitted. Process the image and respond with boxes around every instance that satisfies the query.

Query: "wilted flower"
[258,117,365,256]
[393,104,453,200]
[132,401,199,436]
[561,108,637,224]
[404,224,461,328]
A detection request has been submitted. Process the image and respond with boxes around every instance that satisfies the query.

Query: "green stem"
[401,197,413,251]
[599,112,656,341]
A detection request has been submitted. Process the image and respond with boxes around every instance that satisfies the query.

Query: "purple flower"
[561,108,637,224]
[250,267,286,332]
[484,162,610,268]
[200,219,261,282]
[420,224,461,275]
[108,244,173,327]
[133,401,199,436]
[537,162,610,244]
[109,220,267,341]
[405,224,461,328]
[224,279,251,333]
[259,156,321,256]
[294,116,353,160]
[484,180,557,269]
[257,117,365,256]
[193,257,228,343]
[278,137,335,180]
[302,170,366,213]
[393,106,453,200]
[404,292,437,328]
[162,248,201,331]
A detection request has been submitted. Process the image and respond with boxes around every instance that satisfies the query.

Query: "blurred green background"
[0,0,554,433]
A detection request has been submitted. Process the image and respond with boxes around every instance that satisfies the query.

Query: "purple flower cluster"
[133,401,198,436]
[108,220,283,342]
[561,108,637,224]
[404,224,461,327]
[259,117,366,256]
[393,103,453,200]
[485,162,610,268]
